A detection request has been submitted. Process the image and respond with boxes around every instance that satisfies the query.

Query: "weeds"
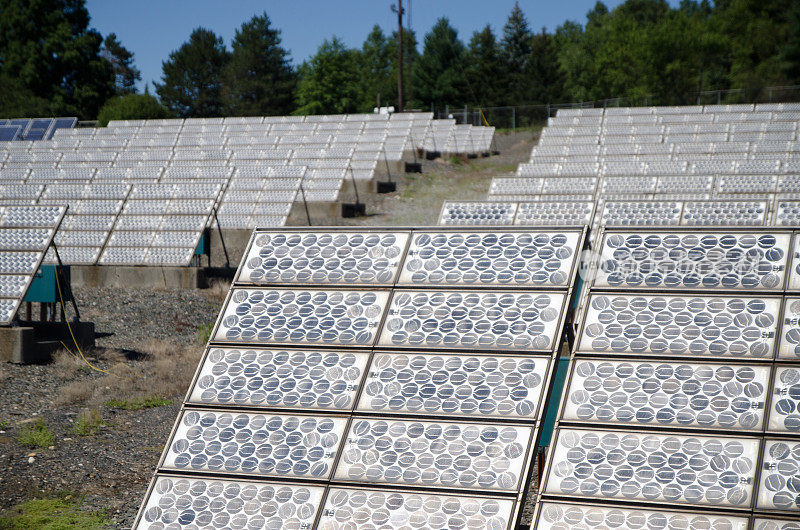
[0,493,108,529]
[16,419,55,449]
[55,339,201,408]
[105,396,172,410]
[197,322,214,345]
[72,409,103,436]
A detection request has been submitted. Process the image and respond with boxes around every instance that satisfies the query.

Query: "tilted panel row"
[134,226,587,529]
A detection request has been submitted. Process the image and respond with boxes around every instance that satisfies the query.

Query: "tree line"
[0,0,798,122]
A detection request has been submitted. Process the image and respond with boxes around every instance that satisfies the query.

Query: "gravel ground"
[74,286,222,351]
[0,131,540,528]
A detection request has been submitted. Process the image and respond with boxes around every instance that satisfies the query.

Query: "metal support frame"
[211,207,231,269]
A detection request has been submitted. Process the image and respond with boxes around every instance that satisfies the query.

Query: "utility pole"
[392,0,404,112]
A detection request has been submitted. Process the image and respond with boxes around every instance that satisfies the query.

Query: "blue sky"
[86,0,678,90]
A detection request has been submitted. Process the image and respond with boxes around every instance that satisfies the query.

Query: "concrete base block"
[70,266,206,289]
[1,321,95,364]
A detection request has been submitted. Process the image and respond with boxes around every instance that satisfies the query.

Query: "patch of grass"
[0,420,8,430]
[0,494,109,529]
[72,409,103,437]
[448,155,464,165]
[197,322,214,345]
[105,396,172,411]
[16,419,55,449]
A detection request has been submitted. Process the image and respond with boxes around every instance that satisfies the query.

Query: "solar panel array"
[0,205,66,324]
[531,226,800,528]
[442,104,800,236]
[134,226,586,529]
[0,117,76,142]
[0,113,453,232]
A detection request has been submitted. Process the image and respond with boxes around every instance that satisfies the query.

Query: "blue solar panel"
[22,129,47,141]
[0,126,21,141]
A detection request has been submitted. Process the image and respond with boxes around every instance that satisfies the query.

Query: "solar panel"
[0,205,66,324]
[439,202,516,225]
[214,289,390,347]
[378,290,566,352]
[237,231,408,286]
[756,438,800,513]
[161,409,347,479]
[768,366,800,433]
[358,352,550,421]
[561,358,769,431]
[543,428,760,509]
[318,487,515,529]
[134,475,324,529]
[398,231,580,288]
[334,418,534,492]
[533,501,749,530]
[577,293,779,359]
[594,230,790,291]
[778,298,800,360]
[187,347,370,411]
[514,201,594,226]
[754,518,800,530]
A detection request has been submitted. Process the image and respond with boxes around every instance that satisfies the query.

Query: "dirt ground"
[0,130,538,528]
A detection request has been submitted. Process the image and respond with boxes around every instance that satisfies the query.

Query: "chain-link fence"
[435,85,800,130]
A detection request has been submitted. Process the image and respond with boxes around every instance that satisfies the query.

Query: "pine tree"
[411,18,468,108]
[223,13,297,116]
[101,33,141,94]
[155,28,230,118]
[501,2,534,104]
[0,0,115,118]
[358,26,395,111]
[464,26,506,107]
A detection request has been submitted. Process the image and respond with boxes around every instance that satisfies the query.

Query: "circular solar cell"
[163,410,346,479]
[545,429,758,508]
[335,418,532,492]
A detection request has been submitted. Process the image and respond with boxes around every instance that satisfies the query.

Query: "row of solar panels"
[134,227,586,529]
[438,199,798,228]
[532,226,800,528]
[0,175,297,266]
[0,117,76,142]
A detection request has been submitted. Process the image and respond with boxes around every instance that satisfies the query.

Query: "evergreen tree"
[527,29,564,104]
[358,26,395,111]
[501,2,533,72]
[464,26,505,107]
[294,38,361,115]
[411,18,468,108]
[155,28,230,118]
[501,3,534,104]
[101,33,141,94]
[0,0,115,119]
[223,13,297,116]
